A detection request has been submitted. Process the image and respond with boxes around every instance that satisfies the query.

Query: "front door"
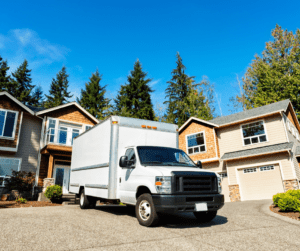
[53,165,71,194]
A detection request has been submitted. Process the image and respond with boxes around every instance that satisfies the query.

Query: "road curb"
[261,201,300,226]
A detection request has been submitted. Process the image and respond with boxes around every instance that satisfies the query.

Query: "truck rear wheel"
[136,193,159,227]
[79,188,90,209]
[193,211,217,223]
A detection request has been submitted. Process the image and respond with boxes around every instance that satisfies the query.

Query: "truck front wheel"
[136,193,159,227]
[193,211,217,223]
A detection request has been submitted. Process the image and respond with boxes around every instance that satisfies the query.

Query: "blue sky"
[0,0,300,117]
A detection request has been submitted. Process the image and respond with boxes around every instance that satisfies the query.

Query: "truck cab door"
[119,148,137,204]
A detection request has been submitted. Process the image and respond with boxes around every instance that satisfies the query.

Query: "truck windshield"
[137,146,196,167]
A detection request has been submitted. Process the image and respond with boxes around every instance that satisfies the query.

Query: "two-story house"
[0,91,99,196]
[179,99,300,202]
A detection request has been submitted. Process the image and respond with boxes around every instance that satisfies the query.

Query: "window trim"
[185,131,207,155]
[0,108,19,140]
[240,119,268,147]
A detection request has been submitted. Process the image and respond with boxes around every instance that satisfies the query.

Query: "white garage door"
[238,164,284,201]
[219,173,230,202]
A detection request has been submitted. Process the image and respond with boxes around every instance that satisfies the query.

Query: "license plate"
[195,203,208,212]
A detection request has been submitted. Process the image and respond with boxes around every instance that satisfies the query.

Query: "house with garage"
[179,99,300,202]
[0,91,99,196]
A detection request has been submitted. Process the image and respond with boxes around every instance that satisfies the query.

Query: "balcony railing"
[44,127,80,147]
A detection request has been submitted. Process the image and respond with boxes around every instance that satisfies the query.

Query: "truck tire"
[136,193,159,227]
[193,211,217,223]
[79,188,90,209]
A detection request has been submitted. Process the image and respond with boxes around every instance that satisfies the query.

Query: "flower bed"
[0,201,62,209]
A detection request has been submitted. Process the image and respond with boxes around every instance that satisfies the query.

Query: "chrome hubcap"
[139,200,151,221]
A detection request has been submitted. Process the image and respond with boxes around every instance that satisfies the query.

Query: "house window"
[292,127,296,137]
[0,157,21,177]
[288,121,291,132]
[0,109,18,139]
[241,121,267,145]
[243,168,257,173]
[85,125,92,131]
[186,132,206,155]
[260,165,274,172]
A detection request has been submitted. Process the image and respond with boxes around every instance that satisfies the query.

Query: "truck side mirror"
[119,156,128,168]
[197,161,202,169]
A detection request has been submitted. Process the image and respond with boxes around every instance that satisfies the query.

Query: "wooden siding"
[217,114,287,156]
[202,161,222,172]
[38,154,49,187]
[179,121,217,162]
[0,96,25,149]
[226,152,293,185]
[286,107,297,128]
[43,105,96,125]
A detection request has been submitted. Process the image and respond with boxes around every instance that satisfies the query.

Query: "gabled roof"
[221,142,293,161]
[35,102,99,124]
[0,91,35,115]
[209,99,290,127]
[178,117,218,132]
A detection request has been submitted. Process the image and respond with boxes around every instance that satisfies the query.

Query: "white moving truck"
[69,116,224,227]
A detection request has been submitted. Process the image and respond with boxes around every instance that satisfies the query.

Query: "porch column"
[47,154,54,178]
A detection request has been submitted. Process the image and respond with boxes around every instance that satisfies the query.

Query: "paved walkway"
[1,200,300,251]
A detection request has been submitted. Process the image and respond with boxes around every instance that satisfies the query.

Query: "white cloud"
[149,79,161,87]
[0,28,69,70]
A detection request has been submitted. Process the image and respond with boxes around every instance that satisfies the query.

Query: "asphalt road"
[1,200,300,251]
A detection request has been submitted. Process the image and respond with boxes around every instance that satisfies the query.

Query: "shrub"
[273,193,285,206]
[15,197,27,204]
[6,171,35,193]
[278,195,300,212]
[285,189,300,200]
[44,185,62,201]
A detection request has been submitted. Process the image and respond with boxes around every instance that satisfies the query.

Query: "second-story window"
[0,109,18,139]
[242,121,267,146]
[186,132,206,154]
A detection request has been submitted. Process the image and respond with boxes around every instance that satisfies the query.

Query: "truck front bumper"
[152,194,224,213]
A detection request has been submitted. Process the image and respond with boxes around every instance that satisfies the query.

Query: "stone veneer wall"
[283,179,299,192]
[229,184,241,202]
[43,178,55,192]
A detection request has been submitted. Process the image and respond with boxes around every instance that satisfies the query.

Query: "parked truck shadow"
[94,205,228,228]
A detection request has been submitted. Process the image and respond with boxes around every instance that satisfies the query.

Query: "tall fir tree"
[114,60,155,120]
[10,59,35,105]
[0,55,11,92]
[30,86,44,107]
[164,53,214,127]
[233,25,300,118]
[44,66,73,108]
[77,70,111,120]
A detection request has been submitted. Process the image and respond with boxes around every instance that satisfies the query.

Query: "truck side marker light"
[141,125,146,128]
[112,121,118,124]
[155,181,162,186]
[152,126,157,130]
[147,126,152,129]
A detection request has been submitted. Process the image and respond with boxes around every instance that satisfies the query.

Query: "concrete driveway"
[1,200,300,251]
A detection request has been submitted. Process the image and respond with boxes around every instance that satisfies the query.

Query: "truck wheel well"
[79,186,84,194]
[136,186,151,199]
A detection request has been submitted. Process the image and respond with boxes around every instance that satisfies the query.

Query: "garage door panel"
[238,164,284,201]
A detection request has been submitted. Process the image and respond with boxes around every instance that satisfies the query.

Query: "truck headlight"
[218,177,222,194]
[155,176,172,194]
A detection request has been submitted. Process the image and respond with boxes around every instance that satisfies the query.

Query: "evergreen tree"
[77,70,111,120]
[113,60,155,120]
[30,86,44,107]
[233,25,300,118]
[10,59,35,104]
[0,55,11,92]
[44,66,73,108]
[164,53,214,127]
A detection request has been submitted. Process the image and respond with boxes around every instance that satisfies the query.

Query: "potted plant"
[44,185,63,203]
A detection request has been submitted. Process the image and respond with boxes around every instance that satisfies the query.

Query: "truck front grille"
[172,171,218,194]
